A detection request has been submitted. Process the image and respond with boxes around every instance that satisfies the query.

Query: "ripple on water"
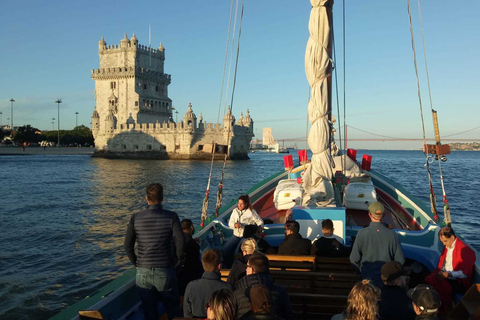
[1,151,479,320]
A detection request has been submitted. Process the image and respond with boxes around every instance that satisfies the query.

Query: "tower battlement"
[91,33,253,160]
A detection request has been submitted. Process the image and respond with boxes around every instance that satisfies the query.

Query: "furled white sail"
[302,0,335,206]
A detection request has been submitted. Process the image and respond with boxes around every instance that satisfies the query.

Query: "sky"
[0,0,479,149]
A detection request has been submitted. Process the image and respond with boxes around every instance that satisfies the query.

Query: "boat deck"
[253,188,422,231]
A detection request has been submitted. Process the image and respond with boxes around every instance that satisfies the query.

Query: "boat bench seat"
[289,292,349,320]
[79,310,103,320]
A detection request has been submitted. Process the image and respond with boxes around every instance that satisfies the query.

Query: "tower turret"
[237,112,244,125]
[243,109,253,129]
[158,42,165,51]
[99,36,106,52]
[183,102,197,128]
[92,109,100,133]
[104,110,116,133]
[131,32,138,47]
[120,33,130,48]
[223,106,235,131]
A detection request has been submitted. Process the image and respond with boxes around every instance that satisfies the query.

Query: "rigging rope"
[407,0,438,222]
[201,0,236,228]
[416,0,450,225]
[216,0,245,217]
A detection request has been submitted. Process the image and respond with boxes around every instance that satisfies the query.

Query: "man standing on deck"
[349,201,404,287]
[124,183,185,320]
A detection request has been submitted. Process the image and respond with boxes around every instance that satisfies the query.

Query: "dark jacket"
[415,315,439,320]
[239,310,285,320]
[312,236,346,258]
[234,273,293,320]
[278,233,311,256]
[228,254,251,288]
[177,233,204,295]
[378,285,416,320]
[124,204,184,268]
[183,271,233,318]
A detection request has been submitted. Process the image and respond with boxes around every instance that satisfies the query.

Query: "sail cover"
[303,0,335,206]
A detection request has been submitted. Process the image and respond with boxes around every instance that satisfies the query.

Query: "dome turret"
[158,42,165,51]
[199,113,203,123]
[183,102,197,128]
[131,32,138,47]
[236,112,244,125]
[223,106,235,130]
[98,36,106,51]
[92,110,99,118]
[120,33,130,48]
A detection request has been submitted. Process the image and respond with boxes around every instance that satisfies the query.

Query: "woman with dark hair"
[222,195,264,266]
[206,289,236,320]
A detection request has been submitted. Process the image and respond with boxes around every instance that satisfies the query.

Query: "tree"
[14,125,41,144]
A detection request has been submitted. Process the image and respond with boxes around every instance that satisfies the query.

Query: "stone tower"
[91,33,172,140]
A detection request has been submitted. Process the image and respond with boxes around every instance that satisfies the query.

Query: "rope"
[215,0,245,218]
[408,0,438,222]
[416,0,449,225]
[201,0,236,228]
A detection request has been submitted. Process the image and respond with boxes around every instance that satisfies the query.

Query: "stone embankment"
[0,146,95,156]
[449,142,480,151]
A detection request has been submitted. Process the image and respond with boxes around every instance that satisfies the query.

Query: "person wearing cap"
[349,201,405,287]
[378,262,416,320]
[407,284,441,320]
[424,226,476,311]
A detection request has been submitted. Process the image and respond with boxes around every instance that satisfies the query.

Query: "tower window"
[110,82,116,89]
[135,101,139,106]
[155,86,159,91]
[143,84,147,89]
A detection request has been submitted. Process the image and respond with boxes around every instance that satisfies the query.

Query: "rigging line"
[228,0,244,115]
[417,0,449,225]
[223,0,241,116]
[217,0,245,217]
[331,8,345,179]
[201,0,236,228]
[407,0,426,142]
[343,0,346,178]
[408,0,438,222]
[216,0,235,125]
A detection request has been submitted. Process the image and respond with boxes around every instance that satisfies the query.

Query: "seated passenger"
[234,254,293,320]
[311,219,346,257]
[243,224,274,254]
[177,219,204,295]
[206,289,237,320]
[278,220,311,256]
[183,249,233,318]
[378,262,415,320]
[228,238,257,288]
[222,195,264,267]
[239,285,286,320]
[424,227,476,312]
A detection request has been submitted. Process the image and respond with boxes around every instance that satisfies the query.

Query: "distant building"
[91,34,253,159]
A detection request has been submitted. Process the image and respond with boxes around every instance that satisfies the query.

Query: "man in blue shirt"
[350,201,404,287]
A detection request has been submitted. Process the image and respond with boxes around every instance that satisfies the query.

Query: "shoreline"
[0,146,95,156]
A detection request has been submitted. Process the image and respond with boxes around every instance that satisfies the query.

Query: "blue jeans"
[221,235,241,268]
[136,267,180,320]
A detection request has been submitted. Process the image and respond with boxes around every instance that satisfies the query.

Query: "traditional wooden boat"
[51,1,480,320]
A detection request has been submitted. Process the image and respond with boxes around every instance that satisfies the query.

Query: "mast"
[302,0,336,206]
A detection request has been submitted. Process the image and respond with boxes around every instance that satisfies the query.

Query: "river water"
[0,150,479,319]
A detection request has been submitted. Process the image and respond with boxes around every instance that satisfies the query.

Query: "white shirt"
[228,207,264,237]
[443,238,466,279]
